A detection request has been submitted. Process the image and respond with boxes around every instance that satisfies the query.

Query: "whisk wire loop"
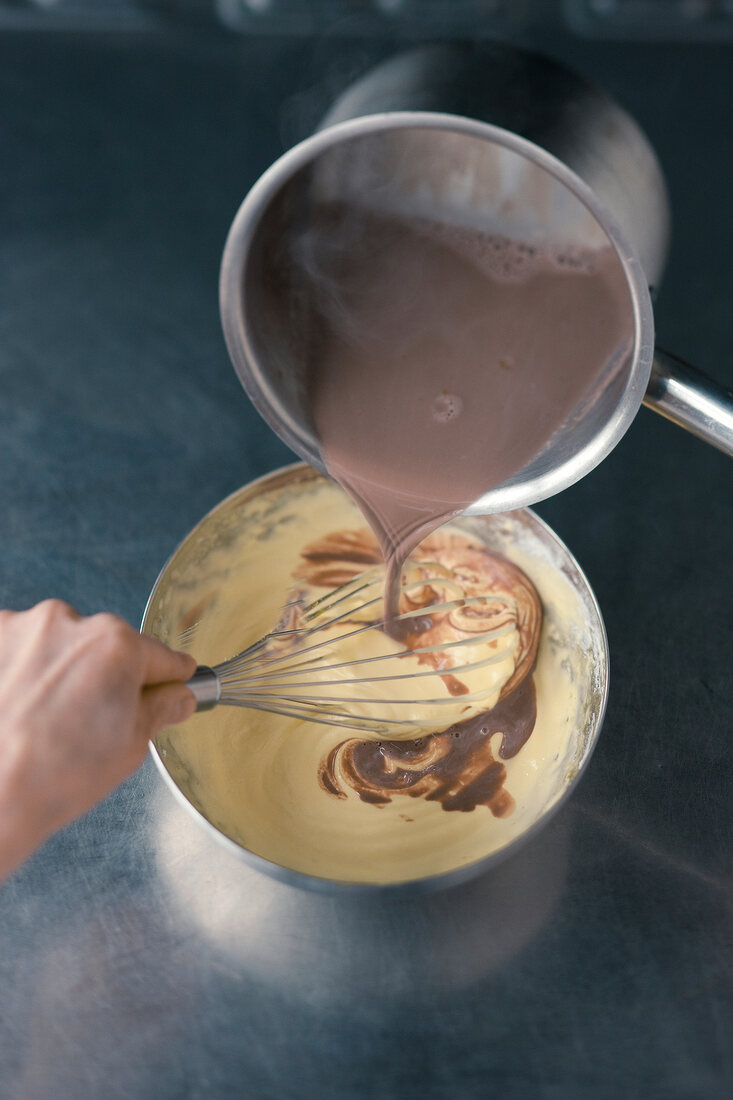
[186,566,522,736]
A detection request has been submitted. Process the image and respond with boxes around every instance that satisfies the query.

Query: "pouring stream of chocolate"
[303,202,634,623]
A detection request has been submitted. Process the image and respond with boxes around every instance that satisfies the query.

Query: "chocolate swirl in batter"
[295,528,542,815]
[320,676,537,816]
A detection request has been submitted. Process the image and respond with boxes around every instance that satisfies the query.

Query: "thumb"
[138,682,197,741]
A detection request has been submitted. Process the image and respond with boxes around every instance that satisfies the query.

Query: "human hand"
[0,600,197,879]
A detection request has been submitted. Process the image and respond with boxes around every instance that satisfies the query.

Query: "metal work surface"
[0,27,731,1099]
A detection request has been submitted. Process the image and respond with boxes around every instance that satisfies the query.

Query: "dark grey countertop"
[0,26,731,1100]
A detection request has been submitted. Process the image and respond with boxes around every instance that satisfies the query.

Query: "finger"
[137,682,197,740]
[137,633,198,686]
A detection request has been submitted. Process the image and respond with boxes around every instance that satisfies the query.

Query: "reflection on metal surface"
[2,895,196,1097]
[644,349,733,456]
[3,0,730,37]
[0,0,157,30]
[151,776,571,1005]
[566,0,733,39]
[215,0,526,37]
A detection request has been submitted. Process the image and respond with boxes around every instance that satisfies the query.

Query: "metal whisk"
[184,567,518,738]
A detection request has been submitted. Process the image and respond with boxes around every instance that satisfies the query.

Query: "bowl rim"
[143,462,609,896]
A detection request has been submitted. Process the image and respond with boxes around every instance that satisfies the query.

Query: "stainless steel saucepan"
[220,43,732,517]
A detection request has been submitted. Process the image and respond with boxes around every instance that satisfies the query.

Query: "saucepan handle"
[644,349,733,457]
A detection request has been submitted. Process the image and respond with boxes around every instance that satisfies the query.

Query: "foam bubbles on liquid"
[432,391,463,423]
[415,217,599,283]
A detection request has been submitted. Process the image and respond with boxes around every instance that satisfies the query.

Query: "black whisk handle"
[186,666,221,712]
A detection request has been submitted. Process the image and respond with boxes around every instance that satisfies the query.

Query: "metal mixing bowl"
[143,463,609,895]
